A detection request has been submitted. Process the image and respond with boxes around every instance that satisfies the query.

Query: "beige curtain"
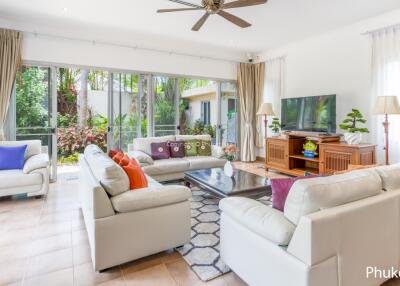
[238,63,256,162]
[254,62,265,148]
[0,28,22,140]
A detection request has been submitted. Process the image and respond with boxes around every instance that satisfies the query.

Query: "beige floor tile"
[165,259,206,286]
[124,264,176,286]
[73,244,92,266]
[30,233,72,256]
[0,226,36,247]
[74,263,122,286]
[97,277,127,286]
[25,248,73,278]
[222,272,247,286]
[35,221,72,239]
[120,254,166,276]
[3,216,40,231]
[0,259,27,285]
[23,267,74,286]
[39,211,73,224]
[72,218,86,231]
[72,229,89,246]
[0,242,32,263]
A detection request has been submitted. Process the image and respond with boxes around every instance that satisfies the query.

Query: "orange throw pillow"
[119,154,131,167]
[122,162,148,190]
[112,152,124,164]
[108,149,120,158]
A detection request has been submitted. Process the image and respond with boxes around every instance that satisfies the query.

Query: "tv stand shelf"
[265,135,376,176]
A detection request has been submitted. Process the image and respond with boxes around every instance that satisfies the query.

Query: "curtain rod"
[361,23,400,35]
[23,30,241,64]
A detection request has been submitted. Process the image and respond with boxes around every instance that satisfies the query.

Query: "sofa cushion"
[284,169,382,225]
[198,140,212,156]
[110,185,191,212]
[184,140,198,157]
[0,140,41,160]
[142,158,190,176]
[0,169,42,189]
[133,135,175,155]
[168,141,185,158]
[127,150,154,166]
[84,146,129,196]
[176,134,211,141]
[186,156,226,170]
[23,153,49,174]
[151,142,170,160]
[0,145,27,170]
[220,197,296,246]
[374,163,400,191]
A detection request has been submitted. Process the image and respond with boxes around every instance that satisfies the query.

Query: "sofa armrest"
[111,185,191,213]
[127,150,154,166]
[219,197,295,246]
[23,153,49,174]
[212,145,225,159]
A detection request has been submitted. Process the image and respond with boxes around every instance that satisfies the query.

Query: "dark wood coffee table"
[184,168,271,199]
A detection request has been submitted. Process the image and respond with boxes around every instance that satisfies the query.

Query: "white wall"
[21,33,236,80]
[256,8,400,159]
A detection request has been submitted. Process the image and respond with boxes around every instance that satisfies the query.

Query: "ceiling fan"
[157,0,268,31]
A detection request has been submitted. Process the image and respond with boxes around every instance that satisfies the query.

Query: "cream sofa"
[0,140,49,197]
[79,145,191,271]
[128,134,226,182]
[220,164,400,286]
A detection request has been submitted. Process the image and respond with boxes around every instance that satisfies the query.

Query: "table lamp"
[257,103,275,139]
[372,95,400,165]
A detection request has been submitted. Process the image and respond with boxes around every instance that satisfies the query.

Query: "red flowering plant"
[223,144,238,162]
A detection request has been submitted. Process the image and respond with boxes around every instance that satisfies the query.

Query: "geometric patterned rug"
[176,188,272,281]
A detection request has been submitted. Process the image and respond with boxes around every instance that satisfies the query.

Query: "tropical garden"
[15,66,218,164]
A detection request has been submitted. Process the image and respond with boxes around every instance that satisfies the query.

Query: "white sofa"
[0,140,49,197]
[128,134,226,182]
[79,145,191,271]
[220,164,400,286]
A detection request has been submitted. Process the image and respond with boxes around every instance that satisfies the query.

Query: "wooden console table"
[265,135,376,176]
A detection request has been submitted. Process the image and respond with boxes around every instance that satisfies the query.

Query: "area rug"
[176,188,272,281]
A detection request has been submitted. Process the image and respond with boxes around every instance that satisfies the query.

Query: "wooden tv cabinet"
[265,134,376,176]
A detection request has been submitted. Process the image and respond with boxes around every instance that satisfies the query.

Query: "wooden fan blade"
[192,13,210,31]
[223,0,268,9]
[217,10,251,28]
[166,0,203,8]
[157,7,203,13]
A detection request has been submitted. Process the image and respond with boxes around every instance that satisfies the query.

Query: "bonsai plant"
[339,109,369,144]
[268,117,281,136]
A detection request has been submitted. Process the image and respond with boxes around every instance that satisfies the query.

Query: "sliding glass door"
[220,82,239,146]
[153,76,178,137]
[109,73,148,151]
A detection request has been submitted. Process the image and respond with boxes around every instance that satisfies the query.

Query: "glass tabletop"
[184,168,270,196]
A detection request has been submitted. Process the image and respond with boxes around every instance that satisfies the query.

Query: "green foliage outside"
[339,109,369,133]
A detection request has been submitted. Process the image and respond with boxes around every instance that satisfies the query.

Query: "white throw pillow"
[375,163,400,191]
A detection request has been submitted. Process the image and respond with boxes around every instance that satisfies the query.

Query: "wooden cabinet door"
[266,139,289,169]
[320,145,353,174]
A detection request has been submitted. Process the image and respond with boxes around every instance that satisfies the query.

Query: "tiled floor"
[0,161,399,286]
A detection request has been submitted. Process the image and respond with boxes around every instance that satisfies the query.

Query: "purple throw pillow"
[271,175,320,211]
[150,142,170,160]
[0,145,27,170]
[168,141,185,158]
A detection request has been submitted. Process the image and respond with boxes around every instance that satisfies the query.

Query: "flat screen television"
[281,94,336,133]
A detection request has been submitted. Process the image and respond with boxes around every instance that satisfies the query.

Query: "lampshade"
[257,103,275,116]
[373,96,400,115]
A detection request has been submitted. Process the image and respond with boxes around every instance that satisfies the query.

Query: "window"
[201,101,211,125]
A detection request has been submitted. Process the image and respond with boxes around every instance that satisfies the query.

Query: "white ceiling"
[0,0,400,60]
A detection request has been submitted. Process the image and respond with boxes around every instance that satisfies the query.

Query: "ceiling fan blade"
[166,0,203,8]
[157,7,203,13]
[217,10,251,28]
[223,0,268,9]
[192,13,210,31]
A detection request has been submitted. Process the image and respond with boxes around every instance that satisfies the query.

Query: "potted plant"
[268,117,281,136]
[223,144,238,177]
[339,109,369,145]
